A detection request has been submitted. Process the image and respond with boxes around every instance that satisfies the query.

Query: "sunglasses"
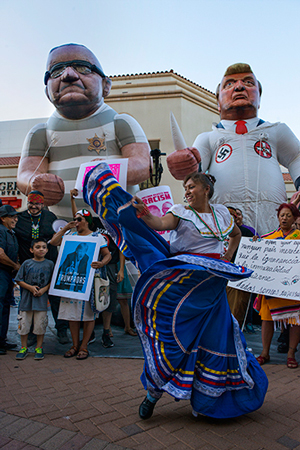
[44,60,106,85]
[74,217,83,222]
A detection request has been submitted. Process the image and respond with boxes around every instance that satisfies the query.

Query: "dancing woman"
[84,163,268,419]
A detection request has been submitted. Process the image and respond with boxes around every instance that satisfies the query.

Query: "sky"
[1,0,300,139]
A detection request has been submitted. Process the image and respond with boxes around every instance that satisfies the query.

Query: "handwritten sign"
[136,186,174,241]
[228,237,300,301]
[75,159,128,198]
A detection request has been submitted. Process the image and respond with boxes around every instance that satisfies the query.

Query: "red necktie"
[235,120,248,134]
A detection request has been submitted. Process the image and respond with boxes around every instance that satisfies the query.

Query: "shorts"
[17,311,48,335]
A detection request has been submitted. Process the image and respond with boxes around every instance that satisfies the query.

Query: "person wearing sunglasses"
[17,43,151,217]
[50,208,111,360]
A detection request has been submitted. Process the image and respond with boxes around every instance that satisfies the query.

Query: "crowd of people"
[0,190,137,360]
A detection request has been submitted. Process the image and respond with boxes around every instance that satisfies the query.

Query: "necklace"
[30,214,41,239]
[188,205,225,241]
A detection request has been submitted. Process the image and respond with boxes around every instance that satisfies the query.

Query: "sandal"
[64,346,78,358]
[256,355,270,365]
[76,348,89,360]
[287,357,298,369]
[125,328,137,336]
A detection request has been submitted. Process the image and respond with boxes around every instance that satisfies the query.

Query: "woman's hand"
[117,269,124,283]
[70,188,78,199]
[131,196,147,214]
[91,261,103,269]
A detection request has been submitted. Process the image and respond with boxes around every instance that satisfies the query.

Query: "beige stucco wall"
[106,71,219,203]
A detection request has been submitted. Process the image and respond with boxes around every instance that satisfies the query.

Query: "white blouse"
[168,204,234,255]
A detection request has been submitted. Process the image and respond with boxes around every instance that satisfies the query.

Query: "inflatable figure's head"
[44,43,112,120]
[216,63,262,120]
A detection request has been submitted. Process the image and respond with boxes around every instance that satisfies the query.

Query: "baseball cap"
[0,205,18,217]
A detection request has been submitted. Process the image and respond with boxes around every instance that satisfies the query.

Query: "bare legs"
[257,320,300,367]
[119,298,137,335]
[65,320,94,359]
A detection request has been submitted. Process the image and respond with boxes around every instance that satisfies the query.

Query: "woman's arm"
[131,196,179,231]
[70,188,78,217]
[117,251,125,283]
[91,246,112,269]
[222,224,241,262]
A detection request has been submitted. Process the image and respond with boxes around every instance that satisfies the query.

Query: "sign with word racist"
[136,186,174,241]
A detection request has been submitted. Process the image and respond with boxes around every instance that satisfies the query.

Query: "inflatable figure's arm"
[114,114,151,185]
[17,124,64,206]
[276,123,300,190]
[121,142,151,185]
[192,132,213,173]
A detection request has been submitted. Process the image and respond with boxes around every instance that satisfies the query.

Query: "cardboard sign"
[228,237,300,301]
[136,186,174,241]
[49,234,105,300]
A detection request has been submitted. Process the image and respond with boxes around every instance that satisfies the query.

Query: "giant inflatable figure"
[17,43,150,217]
[167,63,300,236]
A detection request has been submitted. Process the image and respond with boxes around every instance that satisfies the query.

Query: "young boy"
[15,239,54,360]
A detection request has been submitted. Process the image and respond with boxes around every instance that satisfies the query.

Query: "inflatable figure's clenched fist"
[167,148,201,180]
[31,173,65,206]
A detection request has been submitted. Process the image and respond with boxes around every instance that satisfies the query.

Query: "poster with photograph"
[75,159,128,198]
[228,237,300,301]
[136,186,174,242]
[49,234,105,300]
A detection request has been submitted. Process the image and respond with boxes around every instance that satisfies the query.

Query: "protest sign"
[75,159,128,198]
[49,234,105,300]
[228,237,300,301]
[136,186,174,241]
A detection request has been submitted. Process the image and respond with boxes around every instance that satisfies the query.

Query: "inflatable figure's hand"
[31,173,65,206]
[290,191,300,208]
[167,148,201,180]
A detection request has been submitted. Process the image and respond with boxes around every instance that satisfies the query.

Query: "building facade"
[0,70,296,210]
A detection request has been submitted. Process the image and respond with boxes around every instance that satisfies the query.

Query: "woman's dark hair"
[277,203,300,219]
[183,172,216,199]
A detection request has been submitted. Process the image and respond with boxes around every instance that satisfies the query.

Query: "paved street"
[1,308,300,449]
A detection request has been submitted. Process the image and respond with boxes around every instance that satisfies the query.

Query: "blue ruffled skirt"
[83,163,268,419]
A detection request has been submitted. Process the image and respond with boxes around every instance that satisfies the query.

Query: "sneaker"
[101,331,114,348]
[34,347,44,360]
[57,330,70,345]
[16,347,28,360]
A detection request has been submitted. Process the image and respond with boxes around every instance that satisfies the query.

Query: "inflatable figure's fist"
[167,148,201,180]
[31,173,65,206]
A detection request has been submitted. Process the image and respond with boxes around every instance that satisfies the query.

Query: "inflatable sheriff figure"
[17,43,150,217]
[167,63,300,236]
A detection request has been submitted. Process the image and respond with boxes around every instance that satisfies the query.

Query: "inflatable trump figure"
[167,63,300,236]
[17,43,150,217]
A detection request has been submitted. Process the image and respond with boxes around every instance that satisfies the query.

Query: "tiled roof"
[110,70,215,95]
[0,157,20,166]
[283,173,292,181]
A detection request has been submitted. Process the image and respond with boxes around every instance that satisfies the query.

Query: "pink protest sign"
[75,159,128,198]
